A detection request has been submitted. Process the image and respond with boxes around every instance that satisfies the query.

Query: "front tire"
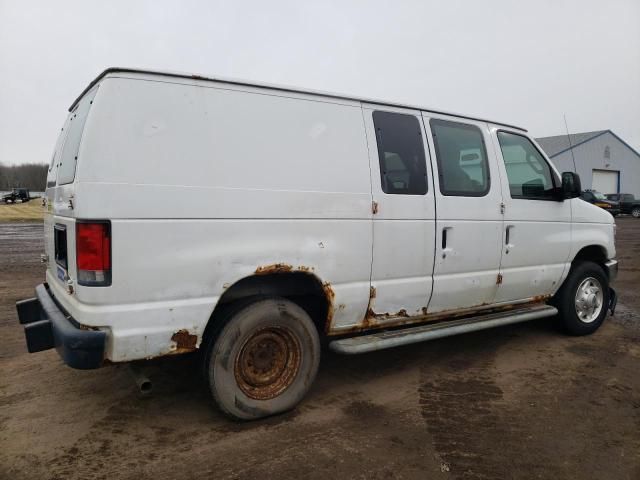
[203,297,320,420]
[554,261,610,336]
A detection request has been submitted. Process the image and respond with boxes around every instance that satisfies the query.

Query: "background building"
[536,130,640,196]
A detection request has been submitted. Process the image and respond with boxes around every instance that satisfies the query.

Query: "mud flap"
[608,288,617,316]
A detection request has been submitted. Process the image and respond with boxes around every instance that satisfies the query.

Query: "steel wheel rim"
[235,326,301,400]
[574,277,604,323]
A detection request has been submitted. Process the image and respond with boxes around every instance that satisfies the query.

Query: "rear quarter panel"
[62,75,374,360]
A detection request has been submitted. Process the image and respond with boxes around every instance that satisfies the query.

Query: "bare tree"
[0,163,48,191]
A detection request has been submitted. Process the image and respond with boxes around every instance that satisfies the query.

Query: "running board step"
[329,304,558,354]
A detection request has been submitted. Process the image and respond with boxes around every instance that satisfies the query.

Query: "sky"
[1,0,639,166]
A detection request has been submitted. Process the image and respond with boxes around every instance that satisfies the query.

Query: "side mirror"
[561,171,581,199]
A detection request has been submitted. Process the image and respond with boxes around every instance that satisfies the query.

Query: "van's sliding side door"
[363,106,436,322]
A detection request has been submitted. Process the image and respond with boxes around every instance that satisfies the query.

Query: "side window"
[497,131,556,200]
[430,119,490,196]
[372,111,427,195]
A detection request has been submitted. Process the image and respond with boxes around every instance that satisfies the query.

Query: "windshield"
[592,192,606,200]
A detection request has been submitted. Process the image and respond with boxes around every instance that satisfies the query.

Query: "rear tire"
[203,297,320,420]
[631,207,640,218]
[554,261,609,336]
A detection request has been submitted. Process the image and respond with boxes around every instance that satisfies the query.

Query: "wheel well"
[572,245,607,268]
[202,272,332,346]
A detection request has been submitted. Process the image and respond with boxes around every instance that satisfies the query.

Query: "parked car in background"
[605,193,640,218]
[17,68,618,420]
[580,190,620,216]
[1,188,30,203]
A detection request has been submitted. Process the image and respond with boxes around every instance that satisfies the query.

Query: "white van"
[18,68,617,420]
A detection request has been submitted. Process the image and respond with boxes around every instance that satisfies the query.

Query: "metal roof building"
[536,130,640,197]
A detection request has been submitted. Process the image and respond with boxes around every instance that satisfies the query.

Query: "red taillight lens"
[76,222,111,286]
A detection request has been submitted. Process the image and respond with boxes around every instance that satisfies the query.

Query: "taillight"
[76,221,111,286]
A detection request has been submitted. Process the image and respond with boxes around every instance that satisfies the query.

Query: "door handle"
[442,227,452,258]
[505,225,514,253]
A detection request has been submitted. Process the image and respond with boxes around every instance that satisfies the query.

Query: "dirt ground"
[1,219,639,480]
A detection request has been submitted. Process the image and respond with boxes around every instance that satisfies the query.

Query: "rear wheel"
[203,297,320,420]
[554,261,610,335]
[631,206,640,218]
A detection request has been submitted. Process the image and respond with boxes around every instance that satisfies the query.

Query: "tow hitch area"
[16,284,106,369]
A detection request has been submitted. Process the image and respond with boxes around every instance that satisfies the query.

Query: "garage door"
[592,170,619,194]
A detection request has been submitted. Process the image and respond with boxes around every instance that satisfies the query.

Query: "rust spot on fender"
[322,282,336,333]
[255,263,294,275]
[254,264,317,275]
[171,329,198,352]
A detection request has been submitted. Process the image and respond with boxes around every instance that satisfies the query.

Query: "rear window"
[57,87,98,185]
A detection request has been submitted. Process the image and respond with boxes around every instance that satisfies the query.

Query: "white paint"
[489,127,572,304]
[363,105,435,321]
[424,114,504,313]
[42,71,616,362]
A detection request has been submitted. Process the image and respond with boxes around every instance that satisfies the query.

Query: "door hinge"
[496,273,503,285]
[372,201,379,215]
[500,202,505,214]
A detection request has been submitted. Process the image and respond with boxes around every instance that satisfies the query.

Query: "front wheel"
[554,261,610,336]
[203,297,321,420]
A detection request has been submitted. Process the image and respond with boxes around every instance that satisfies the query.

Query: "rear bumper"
[16,283,106,369]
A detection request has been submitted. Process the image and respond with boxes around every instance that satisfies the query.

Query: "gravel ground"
[1,219,639,480]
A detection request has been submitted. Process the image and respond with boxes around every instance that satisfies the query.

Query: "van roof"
[70,67,528,132]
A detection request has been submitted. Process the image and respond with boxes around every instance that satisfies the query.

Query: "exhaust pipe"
[128,363,152,395]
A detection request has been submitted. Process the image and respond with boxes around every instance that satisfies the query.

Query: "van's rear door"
[44,87,98,288]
